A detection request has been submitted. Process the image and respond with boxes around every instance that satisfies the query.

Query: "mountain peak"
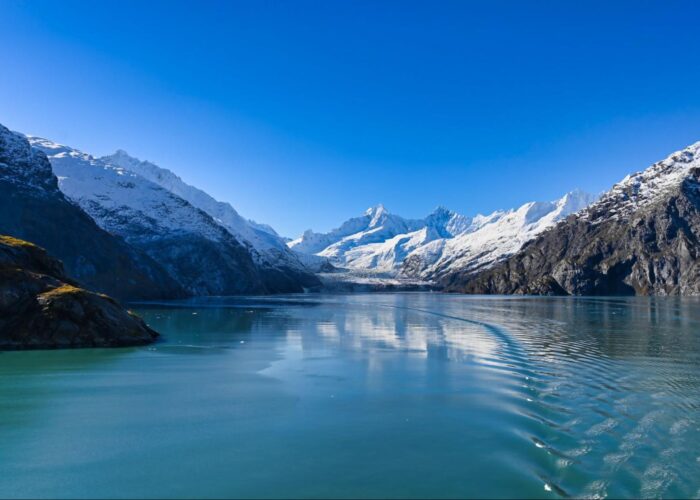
[103,150,186,187]
[26,136,73,156]
[428,206,453,218]
[580,139,700,224]
[112,149,133,159]
[365,203,387,217]
[104,147,311,274]
[365,204,390,226]
[561,188,586,199]
[448,139,700,296]
[105,149,149,170]
[557,189,597,213]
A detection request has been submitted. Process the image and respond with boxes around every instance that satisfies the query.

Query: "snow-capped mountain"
[290,204,426,262]
[29,137,319,295]
[101,149,320,290]
[289,191,597,281]
[30,138,236,243]
[403,190,597,279]
[446,141,700,295]
[0,127,57,192]
[0,123,183,300]
[288,203,477,269]
[581,142,700,224]
[103,151,285,256]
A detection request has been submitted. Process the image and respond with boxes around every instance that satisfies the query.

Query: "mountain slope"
[289,204,471,273]
[29,137,275,295]
[102,150,319,291]
[444,141,700,295]
[290,204,424,258]
[0,124,183,300]
[290,192,595,281]
[403,190,596,279]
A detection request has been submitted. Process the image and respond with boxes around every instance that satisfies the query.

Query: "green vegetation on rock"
[0,235,159,350]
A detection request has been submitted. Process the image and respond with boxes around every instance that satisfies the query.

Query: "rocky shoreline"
[0,235,158,350]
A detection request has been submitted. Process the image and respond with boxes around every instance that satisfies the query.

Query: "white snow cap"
[581,140,700,223]
[289,189,598,278]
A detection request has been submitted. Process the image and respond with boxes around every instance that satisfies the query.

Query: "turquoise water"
[1,293,699,499]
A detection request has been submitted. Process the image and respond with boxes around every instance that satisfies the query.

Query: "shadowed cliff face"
[0,124,185,300]
[444,169,700,296]
[0,235,158,350]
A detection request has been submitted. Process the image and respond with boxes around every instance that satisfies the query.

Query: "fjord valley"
[6,119,700,348]
[288,191,597,287]
[4,123,700,498]
[2,1,700,497]
[291,140,700,297]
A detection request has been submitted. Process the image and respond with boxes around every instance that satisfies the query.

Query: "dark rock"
[0,235,158,350]
[444,168,700,296]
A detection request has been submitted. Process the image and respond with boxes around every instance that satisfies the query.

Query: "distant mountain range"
[289,191,597,283]
[4,119,700,297]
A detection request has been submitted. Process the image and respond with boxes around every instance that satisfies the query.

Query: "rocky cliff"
[444,142,700,296]
[0,235,158,349]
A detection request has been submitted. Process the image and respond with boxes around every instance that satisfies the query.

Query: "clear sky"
[1,0,700,237]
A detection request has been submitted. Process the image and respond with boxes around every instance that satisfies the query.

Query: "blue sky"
[1,0,700,237]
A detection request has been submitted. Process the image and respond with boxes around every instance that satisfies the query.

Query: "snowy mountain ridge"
[102,149,309,272]
[580,141,700,224]
[1,124,185,299]
[289,203,473,258]
[28,136,320,295]
[405,189,597,279]
[28,137,230,243]
[289,190,597,281]
[444,139,700,296]
[0,128,57,193]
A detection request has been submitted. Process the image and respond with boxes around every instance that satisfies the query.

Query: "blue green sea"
[1,293,699,498]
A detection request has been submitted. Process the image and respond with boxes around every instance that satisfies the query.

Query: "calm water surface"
[1,293,699,498]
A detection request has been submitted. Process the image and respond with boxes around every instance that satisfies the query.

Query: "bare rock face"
[0,235,158,350]
[443,154,700,296]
